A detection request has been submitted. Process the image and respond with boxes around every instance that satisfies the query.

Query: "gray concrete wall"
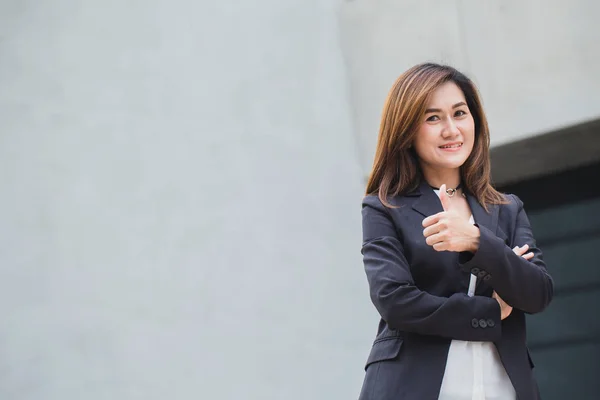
[340,0,600,176]
[0,1,374,399]
[3,1,594,398]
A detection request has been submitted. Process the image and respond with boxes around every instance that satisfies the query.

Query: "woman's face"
[413,81,475,173]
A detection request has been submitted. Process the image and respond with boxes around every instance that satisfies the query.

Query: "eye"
[455,110,468,117]
[426,115,440,122]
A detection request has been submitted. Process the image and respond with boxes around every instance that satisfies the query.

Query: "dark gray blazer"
[358,181,553,400]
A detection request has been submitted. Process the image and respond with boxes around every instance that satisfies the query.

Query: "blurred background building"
[0,1,598,399]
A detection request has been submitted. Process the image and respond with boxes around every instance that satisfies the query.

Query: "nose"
[441,117,460,138]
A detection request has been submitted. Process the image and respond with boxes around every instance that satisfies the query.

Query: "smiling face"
[413,81,475,177]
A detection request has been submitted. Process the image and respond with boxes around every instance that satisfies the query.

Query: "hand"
[493,291,513,320]
[422,184,480,253]
[492,244,532,320]
[512,243,533,260]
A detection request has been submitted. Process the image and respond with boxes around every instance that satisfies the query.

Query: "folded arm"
[459,195,553,314]
[362,196,502,341]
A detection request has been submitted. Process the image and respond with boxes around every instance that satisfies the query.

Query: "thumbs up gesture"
[422,184,481,253]
[438,183,453,213]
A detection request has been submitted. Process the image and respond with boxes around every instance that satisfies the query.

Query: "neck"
[421,167,461,189]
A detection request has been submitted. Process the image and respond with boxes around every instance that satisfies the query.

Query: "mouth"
[439,142,463,150]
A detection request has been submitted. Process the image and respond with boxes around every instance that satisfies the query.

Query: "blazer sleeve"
[362,195,502,341]
[458,194,554,314]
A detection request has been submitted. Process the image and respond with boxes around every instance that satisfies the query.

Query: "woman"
[358,63,553,400]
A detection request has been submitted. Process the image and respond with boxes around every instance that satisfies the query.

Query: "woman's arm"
[458,195,554,314]
[362,196,502,341]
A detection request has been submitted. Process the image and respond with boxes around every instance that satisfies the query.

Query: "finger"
[425,232,445,246]
[512,245,526,256]
[522,252,534,260]
[432,241,448,252]
[512,245,520,253]
[439,184,451,211]
[513,244,530,255]
[422,212,443,228]
[423,224,442,238]
[493,291,505,302]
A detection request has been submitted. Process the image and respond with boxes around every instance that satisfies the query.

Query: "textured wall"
[0,1,374,398]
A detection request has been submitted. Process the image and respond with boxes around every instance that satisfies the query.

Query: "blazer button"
[471,318,480,328]
[477,271,487,278]
[486,319,495,328]
[483,275,492,281]
[471,267,480,275]
[479,319,488,328]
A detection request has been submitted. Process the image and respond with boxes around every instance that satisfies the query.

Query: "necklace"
[430,183,463,197]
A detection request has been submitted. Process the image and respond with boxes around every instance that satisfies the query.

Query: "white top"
[433,190,516,400]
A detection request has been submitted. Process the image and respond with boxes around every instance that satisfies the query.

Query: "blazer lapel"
[411,181,444,218]
[466,194,499,236]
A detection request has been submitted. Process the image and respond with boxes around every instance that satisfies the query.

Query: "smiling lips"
[439,142,463,151]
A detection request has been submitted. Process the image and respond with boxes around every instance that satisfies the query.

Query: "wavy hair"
[365,63,506,210]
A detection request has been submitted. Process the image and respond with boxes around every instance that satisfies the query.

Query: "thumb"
[439,184,451,211]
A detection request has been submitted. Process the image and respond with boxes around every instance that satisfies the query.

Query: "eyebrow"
[424,102,467,114]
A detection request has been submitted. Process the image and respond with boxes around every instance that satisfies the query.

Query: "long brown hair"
[365,63,506,210]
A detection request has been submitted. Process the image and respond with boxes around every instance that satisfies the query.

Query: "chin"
[435,155,469,169]
[440,161,466,170]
